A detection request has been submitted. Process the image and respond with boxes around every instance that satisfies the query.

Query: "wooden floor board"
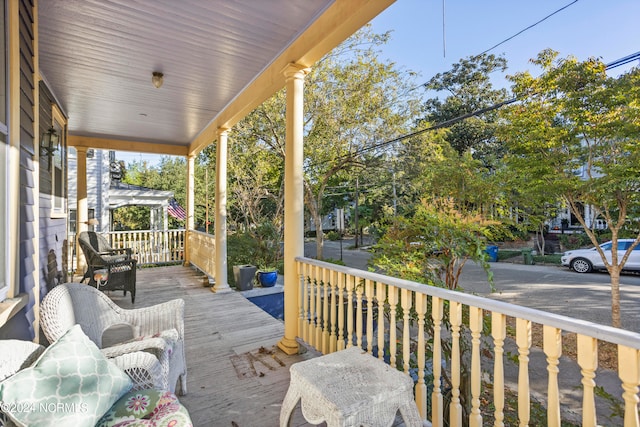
[100,265,320,427]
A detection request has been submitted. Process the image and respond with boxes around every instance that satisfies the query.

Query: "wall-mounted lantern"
[41,126,59,156]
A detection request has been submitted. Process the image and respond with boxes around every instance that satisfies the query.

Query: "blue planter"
[257,270,278,287]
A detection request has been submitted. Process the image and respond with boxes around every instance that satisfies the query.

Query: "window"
[0,0,7,302]
[49,105,67,216]
[69,209,95,234]
[617,241,631,251]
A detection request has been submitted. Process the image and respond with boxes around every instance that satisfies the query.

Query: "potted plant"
[256,265,278,287]
[253,221,282,287]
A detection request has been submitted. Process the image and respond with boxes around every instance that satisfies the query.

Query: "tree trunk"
[610,268,621,328]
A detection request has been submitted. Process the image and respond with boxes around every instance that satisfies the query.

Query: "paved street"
[306,238,640,332]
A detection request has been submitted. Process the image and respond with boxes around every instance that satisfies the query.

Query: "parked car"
[561,239,640,273]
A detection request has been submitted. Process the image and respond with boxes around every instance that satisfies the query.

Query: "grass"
[532,254,562,264]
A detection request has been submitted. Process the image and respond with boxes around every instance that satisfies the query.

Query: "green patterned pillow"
[0,324,133,427]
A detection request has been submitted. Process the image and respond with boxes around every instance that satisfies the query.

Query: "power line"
[606,51,640,70]
[476,1,579,57]
[325,51,637,164]
[408,1,580,94]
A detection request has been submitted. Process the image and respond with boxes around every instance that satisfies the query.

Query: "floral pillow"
[96,389,193,427]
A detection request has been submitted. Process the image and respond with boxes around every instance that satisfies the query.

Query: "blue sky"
[117,0,639,166]
[369,0,640,84]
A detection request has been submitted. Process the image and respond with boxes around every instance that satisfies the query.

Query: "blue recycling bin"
[485,245,498,262]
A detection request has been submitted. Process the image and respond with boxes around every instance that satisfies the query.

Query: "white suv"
[561,239,640,273]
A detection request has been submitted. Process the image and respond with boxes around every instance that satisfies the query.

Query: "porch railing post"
[278,63,310,355]
[213,127,230,292]
[75,147,88,276]
[184,154,195,266]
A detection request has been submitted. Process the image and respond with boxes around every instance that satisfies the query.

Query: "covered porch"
[5,0,637,426]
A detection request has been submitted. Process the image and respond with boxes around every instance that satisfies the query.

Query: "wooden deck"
[103,265,321,427]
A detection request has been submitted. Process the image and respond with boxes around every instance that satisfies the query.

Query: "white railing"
[295,256,640,427]
[108,230,185,265]
[187,230,216,279]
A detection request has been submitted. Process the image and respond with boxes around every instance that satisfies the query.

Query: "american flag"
[168,198,187,221]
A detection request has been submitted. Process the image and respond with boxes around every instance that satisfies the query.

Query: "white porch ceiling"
[38,0,378,155]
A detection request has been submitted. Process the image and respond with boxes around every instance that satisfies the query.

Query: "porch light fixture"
[40,126,59,155]
[151,71,164,89]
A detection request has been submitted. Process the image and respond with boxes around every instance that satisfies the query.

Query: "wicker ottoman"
[280,346,422,427]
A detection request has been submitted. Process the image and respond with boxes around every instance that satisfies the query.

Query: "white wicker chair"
[0,339,167,427]
[0,340,45,382]
[40,283,187,395]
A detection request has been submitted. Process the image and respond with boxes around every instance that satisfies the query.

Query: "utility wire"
[442,0,446,58]
[606,51,640,70]
[476,1,579,57]
[409,1,580,94]
[325,52,636,163]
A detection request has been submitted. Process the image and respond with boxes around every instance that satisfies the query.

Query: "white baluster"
[431,296,444,427]
[543,325,562,427]
[577,334,598,427]
[415,293,427,421]
[346,275,354,348]
[301,263,309,343]
[401,288,411,374]
[491,312,506,427]
[376,281,386,360]
[337,271,346,351]
[322,267,330,354]
[516,318,531,426]
[365,279,374,354]
[329,270,338,354]
[617,345,640,427]
[308,265,317,349]
[388,286,398,368]
[449,300,462,427]
[315,265,323,349]
[469,306,483,427]
[355,279,364,348]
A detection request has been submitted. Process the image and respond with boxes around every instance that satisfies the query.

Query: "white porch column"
[278,63,310,355]
[184,154,195,266]
[163,204,169,231]
[150,207,156,230]
[213,128,230,292]
[75,147,88,276]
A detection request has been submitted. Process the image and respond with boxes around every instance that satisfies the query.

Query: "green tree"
[371,198,495,290]
[232,25,422,259]
[397,54,512,219]
[221,130,284,232]
[421,53,510,161]
[498,49,640,327]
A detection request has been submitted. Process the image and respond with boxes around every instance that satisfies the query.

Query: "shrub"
[496,250,522,261]
[558,233,592,250]
[326,231,341,241]
[227,232,260,285]
[532,254,562,265]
